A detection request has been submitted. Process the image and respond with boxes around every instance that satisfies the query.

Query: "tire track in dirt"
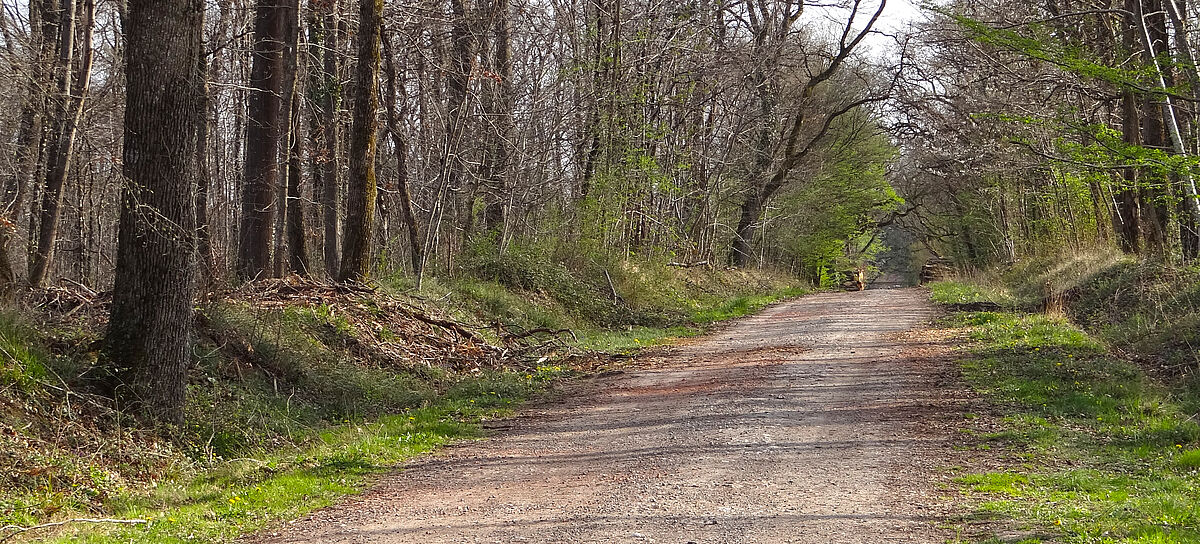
[252,288,963,544]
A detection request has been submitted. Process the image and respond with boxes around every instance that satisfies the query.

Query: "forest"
[3,0,1200,541]
[0,0,908,423]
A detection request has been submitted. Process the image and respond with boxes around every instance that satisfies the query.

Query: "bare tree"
[28,0,97,287]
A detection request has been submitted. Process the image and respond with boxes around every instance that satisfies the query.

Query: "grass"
[390,258,809,354]
[41,368,566,543]
[933,282,1200,544]
[930,280,1017,307]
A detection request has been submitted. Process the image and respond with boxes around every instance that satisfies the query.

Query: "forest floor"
[248,287,971,544]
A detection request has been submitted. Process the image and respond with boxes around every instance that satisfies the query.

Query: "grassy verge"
[41,369,564,544]
[393,255,808,354]
[931,282,1200,544]
[929,280,1018,308]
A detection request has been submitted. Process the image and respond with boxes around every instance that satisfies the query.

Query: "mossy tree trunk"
[339,0,382,282]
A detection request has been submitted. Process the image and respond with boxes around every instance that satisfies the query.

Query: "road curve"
[253,288,958,544]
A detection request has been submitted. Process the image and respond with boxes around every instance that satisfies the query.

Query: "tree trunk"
[338,0,382,282]
[0,2,53,296]
[1135,0,1171,253]
[286,80,310,274]
[443,0,473,232]
[480,0,513,234]
[29,0,95,287]
[308,0,342,277]
[279,0,307,274]
[105,0,204,425]
[238,0,287,280]
[381,30,423,277]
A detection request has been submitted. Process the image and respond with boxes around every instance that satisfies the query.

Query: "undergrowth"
[941,249,1200,368]
[1,247,807,543]
[933,282,1200,544]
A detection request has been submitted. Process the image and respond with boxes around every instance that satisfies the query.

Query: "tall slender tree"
[239,0,288,280]
[382,30,423,277]
[28,0,97,287]
[308,0,342,277]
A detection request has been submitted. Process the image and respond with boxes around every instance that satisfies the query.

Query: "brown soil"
[251,288,968,543]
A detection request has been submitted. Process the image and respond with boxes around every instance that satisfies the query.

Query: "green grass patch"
[930,280,1016,307]
[944,301,1200,543]
[36,368,567,544]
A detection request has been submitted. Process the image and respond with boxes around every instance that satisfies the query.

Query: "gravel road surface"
[253,288,961,544]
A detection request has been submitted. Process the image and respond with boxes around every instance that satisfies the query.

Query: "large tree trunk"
[29,0,95,287]
[238,0,287,280]
[105,0,204,425]
[338,0,382,282]
[731,191,761,266]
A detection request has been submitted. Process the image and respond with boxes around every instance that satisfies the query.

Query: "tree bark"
[338,0,382,282]
[279,0,307,274]
[0,1,53,296]
[105,0,204,425]
[286,79,310,274]
[238,0,287,280]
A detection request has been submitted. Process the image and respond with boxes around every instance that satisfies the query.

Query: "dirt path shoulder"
[252,288,966,544]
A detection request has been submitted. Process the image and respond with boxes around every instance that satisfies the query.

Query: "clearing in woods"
[253,288,965,543]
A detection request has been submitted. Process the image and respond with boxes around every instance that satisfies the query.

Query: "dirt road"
[255,288,961,543]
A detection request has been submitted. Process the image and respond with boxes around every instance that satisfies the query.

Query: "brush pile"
[217,275,573,371]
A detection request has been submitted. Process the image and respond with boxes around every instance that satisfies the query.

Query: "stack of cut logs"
[920,258,954,284]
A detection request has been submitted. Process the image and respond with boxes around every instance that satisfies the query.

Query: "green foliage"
[953,14,1160,93]
[761,124,902,281]
[945,295,1200,543]
[0,311,50,392]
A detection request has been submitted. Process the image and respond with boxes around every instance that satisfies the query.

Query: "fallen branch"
[1,518,149,542]
[604,269,626,305]
[392,303,486,343]
[666,261,709,268]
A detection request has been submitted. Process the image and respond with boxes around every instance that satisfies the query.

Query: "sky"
[802,0,931,54]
